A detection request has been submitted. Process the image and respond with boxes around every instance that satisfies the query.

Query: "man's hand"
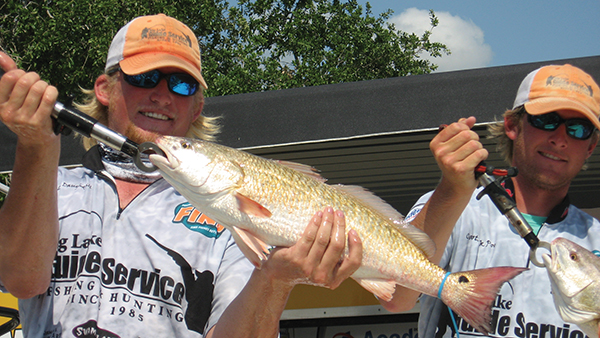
[0,51,59,147]
[431,117,488,193]
[263,207,362,290]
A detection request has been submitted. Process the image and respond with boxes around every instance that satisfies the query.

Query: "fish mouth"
[541,242,559,272]
[541,251,554,270]
[149,142,180,171]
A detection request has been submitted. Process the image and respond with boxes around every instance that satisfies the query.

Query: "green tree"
[0,0,447,100]
[0,0,230,103]
[207,1,446,94]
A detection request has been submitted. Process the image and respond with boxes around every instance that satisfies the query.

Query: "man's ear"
[95,74,111,106]
[586,135,598,159]
[192,100,204,122]
[504,114,520,141]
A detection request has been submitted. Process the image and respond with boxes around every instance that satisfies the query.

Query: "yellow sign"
[285,279,379,310]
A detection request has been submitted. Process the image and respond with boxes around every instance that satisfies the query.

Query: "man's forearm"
[0,141,60,298]
[208,267,292,338]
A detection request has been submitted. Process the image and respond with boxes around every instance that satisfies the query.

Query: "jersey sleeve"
[204,234,254,334]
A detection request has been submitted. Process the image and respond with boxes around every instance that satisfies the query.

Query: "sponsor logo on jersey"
[52,232,216,332]
[73,320,119,338]
[437,294,588,338]
[405,205,423,223]
[172,202,225,238]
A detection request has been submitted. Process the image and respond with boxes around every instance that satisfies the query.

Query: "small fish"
[150,136,525,334]
[542,238,600,338]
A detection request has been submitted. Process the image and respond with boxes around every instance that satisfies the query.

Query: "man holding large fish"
[391,65,600,337]
[0,14,363,337]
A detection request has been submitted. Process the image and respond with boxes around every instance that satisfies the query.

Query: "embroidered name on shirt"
[59,182,93,190]
[466,233,496,248]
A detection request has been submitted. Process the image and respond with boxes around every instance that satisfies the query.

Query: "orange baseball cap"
[513,64,600,130]
[105,14,207,89]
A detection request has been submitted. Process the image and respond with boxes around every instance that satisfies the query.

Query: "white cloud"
[389,8,493,72]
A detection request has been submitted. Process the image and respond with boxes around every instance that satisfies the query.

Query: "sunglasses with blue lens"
[527,112,596,140]
[120,68,199,96]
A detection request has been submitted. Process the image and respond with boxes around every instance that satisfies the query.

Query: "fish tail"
[441,266,527,334]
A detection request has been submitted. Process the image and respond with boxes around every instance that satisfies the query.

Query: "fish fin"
[235,192,273,218]
[335,185,436,257]
[353,277,397,302]
[441,267,527,335]
[276,160,327,183]
[230,226,271,269]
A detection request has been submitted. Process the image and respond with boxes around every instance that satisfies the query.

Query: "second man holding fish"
[388,64,600,337]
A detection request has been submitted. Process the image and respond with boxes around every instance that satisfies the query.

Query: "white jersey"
[14,147,255,338]
[407,180,600,338]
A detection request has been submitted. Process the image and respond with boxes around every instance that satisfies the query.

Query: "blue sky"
[358,0,600,72]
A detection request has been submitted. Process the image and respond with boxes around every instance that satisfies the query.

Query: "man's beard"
[517,165,572,192]
[511,137,576,192]
[123,123,162,145]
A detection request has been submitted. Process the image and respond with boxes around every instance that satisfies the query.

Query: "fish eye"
[180,141,192,149]
[570,252,578,261]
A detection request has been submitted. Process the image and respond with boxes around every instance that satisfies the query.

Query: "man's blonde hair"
[74,71,220,150]
[487,106,525,165]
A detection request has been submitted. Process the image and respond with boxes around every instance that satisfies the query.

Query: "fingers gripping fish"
[149,136,526,334]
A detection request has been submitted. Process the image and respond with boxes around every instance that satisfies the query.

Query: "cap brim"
[119,53,208,90]
[525,97,600,131]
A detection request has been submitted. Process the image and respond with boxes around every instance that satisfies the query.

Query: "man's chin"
[125,127,162,145]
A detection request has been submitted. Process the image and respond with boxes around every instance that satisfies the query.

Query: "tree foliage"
[0,0,447,100]
[0,0,230,102]
[208,0,445,94]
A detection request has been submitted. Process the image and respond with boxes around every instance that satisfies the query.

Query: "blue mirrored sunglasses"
[527,112,596,140]
[120,68,199,96]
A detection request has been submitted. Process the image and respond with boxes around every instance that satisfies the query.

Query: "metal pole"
[0,182,8,195]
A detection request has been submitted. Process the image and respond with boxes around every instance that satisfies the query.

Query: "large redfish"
[149,136,525,334]
[542,238,600,338]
